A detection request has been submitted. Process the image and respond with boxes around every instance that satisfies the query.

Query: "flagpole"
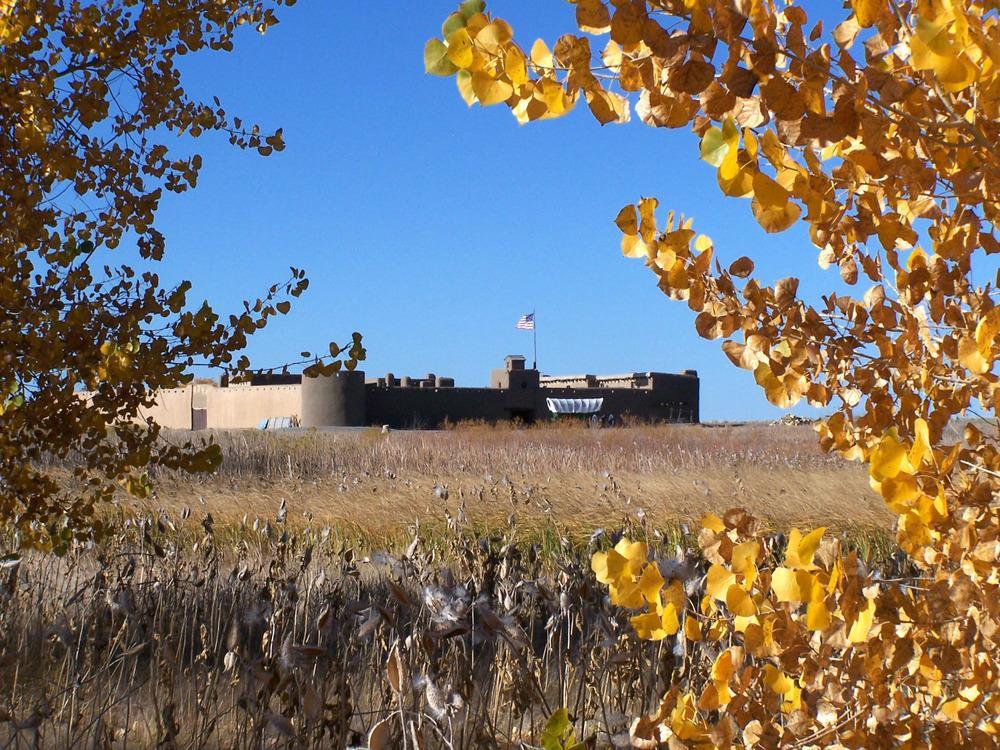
[532,309,537,370]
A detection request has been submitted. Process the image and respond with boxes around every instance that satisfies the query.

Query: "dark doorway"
[192,408,208,430]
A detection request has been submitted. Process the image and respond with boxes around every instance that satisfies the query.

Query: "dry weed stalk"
[0,501,910,749]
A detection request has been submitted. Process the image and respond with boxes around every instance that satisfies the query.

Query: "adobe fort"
[144,355,699,429]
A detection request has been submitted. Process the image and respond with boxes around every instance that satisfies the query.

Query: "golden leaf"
[725,583,757,616]
[475,20,513,54]
[575,0,611,34]
[637,562,665,604]
[630,610,665,640]
[784,527,826,571]
[869,430,911,482]
[909,16,979,92]
[771,567,815,603]
[846,597,876,643]
[504,45,528,86]
[974,308,1000,364]
[753,362,804,409]
[850,0,882,28]
[529,38,553,71]
[908,418,932,469]
[615,538,648,571]
[762,665,792,695]
[609,2,644,47]
[614,204,638,235]
[630,601,680,640]
[445,27,474,68]
[455,70,476,105]
[710,647,740,683]
[833,15,861,48]
[586,87,630,125]
[751,172,801,233]
[663,579,686,612]
[880,474,920,513]
[958,335,989,375]
[660,601,680,635]
[684,616,702,641]
[706,564,736,600]
[637,197,658,241]
[470,72,513,106]
[806,599,831,630]
[782,681,802,713]
[718,165,754,198]
[701,513,725,532]
[611,579,645,609]
[636,89,696,128]
[731,540,759,575]
[621,234,650,259]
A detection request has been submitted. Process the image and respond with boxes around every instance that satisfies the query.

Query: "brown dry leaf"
[637,90,696,128]
[670,58,715,95]
[761,76,805,120]
[839,256,858,285]
[729,256,755,278]
[576,0,611,34]
[302,682,323,723]
[368,718,392,750]
[587,87,630,125]
[610,1,645,47]
[386,643,406,695]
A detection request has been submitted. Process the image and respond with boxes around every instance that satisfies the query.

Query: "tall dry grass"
[136,424,887,538]
[0,508,913,749]
[163,423,842,480]
[1,424,905,747]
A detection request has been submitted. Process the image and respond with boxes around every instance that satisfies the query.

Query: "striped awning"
[545,397,604,414]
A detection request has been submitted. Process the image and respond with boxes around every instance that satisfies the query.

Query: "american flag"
[515,312,535,330]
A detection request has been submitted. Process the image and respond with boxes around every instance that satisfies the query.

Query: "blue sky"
[152,2,849,421]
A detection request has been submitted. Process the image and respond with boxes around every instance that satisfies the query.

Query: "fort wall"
[201,384,300,429]
[365,386,510,428]
[141,387,192,428]
[140,383,301,430]
[133,355,698,429]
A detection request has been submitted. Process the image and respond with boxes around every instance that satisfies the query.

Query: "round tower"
[300,370,366,427]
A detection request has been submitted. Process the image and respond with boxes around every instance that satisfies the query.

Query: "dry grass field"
[0,422,912,748]
[140,422,889,544]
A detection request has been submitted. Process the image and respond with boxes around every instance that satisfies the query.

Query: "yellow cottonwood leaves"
[591,511,933,742]
[0,0,28,43]
[750,172,800,234]
[0,0,364,550]
[965,307,1000,374]
[850,0,884,29]
[592,538,682,640]
[427,2,642,125]
[433,2,1000,746]
[908,3,982,93]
